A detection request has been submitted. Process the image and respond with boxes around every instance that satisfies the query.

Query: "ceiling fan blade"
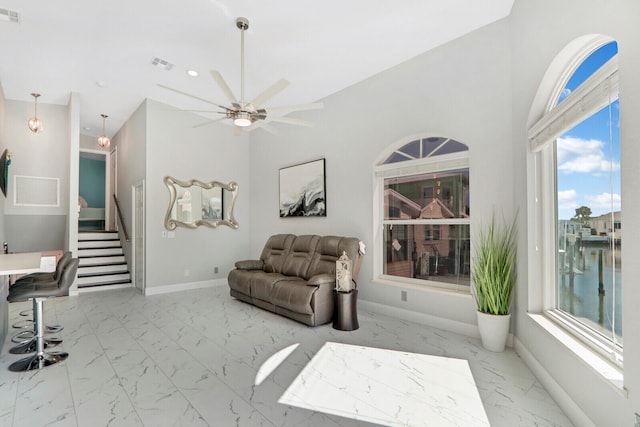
[210,70,239,105]
[192,117,227,128]
[249,79,290,107]
[267,116,314,127]
[253,121,281,136]
[176,109,224,113]
[264,102,324,114]
[158,84,228,109]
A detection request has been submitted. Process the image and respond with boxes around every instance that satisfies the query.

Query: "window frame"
[374,140,470,292]
[530,47,623,366]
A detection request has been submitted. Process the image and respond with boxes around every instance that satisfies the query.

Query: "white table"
[279,342,490,427]
[0,252,42,352]
[0,252,43,275]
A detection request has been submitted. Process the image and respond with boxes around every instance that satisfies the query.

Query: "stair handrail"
[113,194,130,242]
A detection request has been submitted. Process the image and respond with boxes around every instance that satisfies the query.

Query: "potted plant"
[472,213,517,352]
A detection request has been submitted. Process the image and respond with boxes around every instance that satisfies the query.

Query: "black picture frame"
[279,158,326,217]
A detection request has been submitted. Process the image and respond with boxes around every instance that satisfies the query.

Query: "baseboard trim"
[513,336,596,427]
[144,278,227,296]
[359,299,480,338]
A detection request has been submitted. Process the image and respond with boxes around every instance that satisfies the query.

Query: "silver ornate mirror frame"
[163,176,239,230]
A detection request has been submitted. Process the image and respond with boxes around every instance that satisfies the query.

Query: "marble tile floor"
[0,286,574,427]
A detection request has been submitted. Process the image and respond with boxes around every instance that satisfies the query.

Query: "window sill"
[527,313,626,396]
[373,277,472,297]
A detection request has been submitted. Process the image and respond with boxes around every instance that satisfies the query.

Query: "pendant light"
[28,93,43,133]
[97,114,111,148]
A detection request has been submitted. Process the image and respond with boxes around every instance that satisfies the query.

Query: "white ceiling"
[0,0,513,138]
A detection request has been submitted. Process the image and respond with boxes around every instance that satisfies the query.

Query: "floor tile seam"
[111,296,219,426]
[134,309,261,390]
[92,356,155,427]
[210,375,281,427]
[81,305,149,427]
[135,301,248,371]
[54,295,146,426]
[137,291,300,426]
[60,349,82,427]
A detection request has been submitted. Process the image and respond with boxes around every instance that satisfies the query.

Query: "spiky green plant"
[472,213,517,315]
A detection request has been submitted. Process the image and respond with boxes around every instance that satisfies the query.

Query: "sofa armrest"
[235,260,264,270]
[307,273,335,292]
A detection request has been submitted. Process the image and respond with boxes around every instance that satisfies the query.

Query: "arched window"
[529,41,622,361]
[374,136,470,292]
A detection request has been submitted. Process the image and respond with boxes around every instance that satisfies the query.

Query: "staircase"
[77,231,131,288]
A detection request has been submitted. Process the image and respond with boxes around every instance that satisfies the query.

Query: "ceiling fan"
[159,17,323,134]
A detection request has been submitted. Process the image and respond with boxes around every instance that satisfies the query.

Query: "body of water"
[558,243,622,341]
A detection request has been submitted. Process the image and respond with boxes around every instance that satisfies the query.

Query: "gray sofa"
[228,234,363,326]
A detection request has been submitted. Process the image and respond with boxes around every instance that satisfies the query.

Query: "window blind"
[529,56,618,152]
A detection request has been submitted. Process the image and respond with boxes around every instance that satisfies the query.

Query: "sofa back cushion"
[307,236,361,279]
[281,235,320,278]
[260,234,296,273]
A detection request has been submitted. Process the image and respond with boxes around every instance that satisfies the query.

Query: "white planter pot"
[477,311,511,352]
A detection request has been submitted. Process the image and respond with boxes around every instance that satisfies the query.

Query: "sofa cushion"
[281,235,320,278]
[250,271,299,302]
[307,236,361,278]
[260,234,295,273]
[271,280,315,315]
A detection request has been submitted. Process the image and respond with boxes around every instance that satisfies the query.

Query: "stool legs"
[11,299,63,345]
[9,298,69,372]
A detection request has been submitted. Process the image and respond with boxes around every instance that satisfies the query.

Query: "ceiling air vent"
[151,57,174,71]
[0,8,20,23]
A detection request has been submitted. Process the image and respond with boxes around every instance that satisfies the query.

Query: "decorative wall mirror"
[163,176,239,230]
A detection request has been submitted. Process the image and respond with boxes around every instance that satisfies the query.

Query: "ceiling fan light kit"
[158,16,323,133]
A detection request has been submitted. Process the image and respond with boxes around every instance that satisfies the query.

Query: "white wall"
[2,98,70,252]
[111,100,147,269]
[511,1,640,426]
[144,100,251,288]
[248,18,513,331]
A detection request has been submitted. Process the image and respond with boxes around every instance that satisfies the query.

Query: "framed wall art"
[279,158,326,217]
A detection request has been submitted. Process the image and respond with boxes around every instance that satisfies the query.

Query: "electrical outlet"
[162,230,167,238]
[401,290,407,302]
[214,267,219,274]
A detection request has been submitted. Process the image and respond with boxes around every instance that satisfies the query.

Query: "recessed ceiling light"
[186,69,199,77]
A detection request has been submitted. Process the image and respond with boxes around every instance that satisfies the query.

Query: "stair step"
[77,272,131,285]
[78,247,123,257]
[78,264,128,275]
[78,240,120,249]
[79,255,126,266]
[79,231,119,241]
[78,279,132,288]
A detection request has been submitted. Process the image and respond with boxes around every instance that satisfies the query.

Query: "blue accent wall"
[79,157,105,208]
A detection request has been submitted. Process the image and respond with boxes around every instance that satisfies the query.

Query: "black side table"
[333,289,359,331]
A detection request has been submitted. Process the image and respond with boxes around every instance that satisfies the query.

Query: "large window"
[375,137,470,291]
[529,41,622,362]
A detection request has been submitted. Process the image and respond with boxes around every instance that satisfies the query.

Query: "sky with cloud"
[556,42,619,220]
